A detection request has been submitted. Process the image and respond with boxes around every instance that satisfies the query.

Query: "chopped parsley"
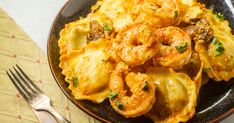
[101,59,108,62]
[214,12,225,21]
[72,77,78,87]
[175,42,188,53]
[115,100,124,110]
[174,10,178,19]
[142,81,149,91]
[103,24,112,31]
[212,37,224,57]
[108,92,118,100]
[203,67,211,73]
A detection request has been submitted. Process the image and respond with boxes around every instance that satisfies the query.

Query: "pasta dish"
[58,0,234,122]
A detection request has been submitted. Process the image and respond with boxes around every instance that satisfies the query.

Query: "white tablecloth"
[0,0,233,122]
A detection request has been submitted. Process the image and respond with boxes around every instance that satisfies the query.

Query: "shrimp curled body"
[153,26,192,69]
[114,23,158,66]
[109,63,156,118]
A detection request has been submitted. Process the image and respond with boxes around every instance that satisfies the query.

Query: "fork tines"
[6,65,42,102]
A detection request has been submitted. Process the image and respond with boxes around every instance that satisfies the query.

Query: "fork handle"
[45,105,71,123]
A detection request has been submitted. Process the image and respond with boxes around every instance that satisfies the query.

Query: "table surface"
[0,0,233,122]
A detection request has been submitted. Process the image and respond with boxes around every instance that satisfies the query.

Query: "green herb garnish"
[174,10,178,19]
[203,67,211,73]
[175,42,188,53]
[142,81,149,91]
[115,100,124,110]
[108,92,118,100]
[103,24,112,31]
[73,77,78,87]
[212,37,224,57]
[101,56,109,62]
[215,12,225,21]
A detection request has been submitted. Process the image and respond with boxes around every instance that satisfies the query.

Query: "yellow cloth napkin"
[0,8,100,123]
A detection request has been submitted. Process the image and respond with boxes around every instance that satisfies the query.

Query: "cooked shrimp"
[153,26,192,69]
[135,0,180,27]
[113,23,158,66]
[109,63,155,118]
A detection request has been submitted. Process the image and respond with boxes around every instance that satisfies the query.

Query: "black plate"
[47,0,234,122]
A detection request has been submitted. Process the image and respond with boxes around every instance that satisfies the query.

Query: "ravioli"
[179,51,204,92]
[58,18,90,55]
[195,9,234,81]
[180,3,204,23]
[146,67,197,123]
[133,0,181,27]
[179,0,197,6]
[95,0,134,31]
[59,39,115,103]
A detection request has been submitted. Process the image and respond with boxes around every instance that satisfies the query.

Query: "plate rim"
[46,0,234,122]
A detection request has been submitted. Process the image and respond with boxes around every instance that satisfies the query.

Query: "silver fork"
[6,65,70,123]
